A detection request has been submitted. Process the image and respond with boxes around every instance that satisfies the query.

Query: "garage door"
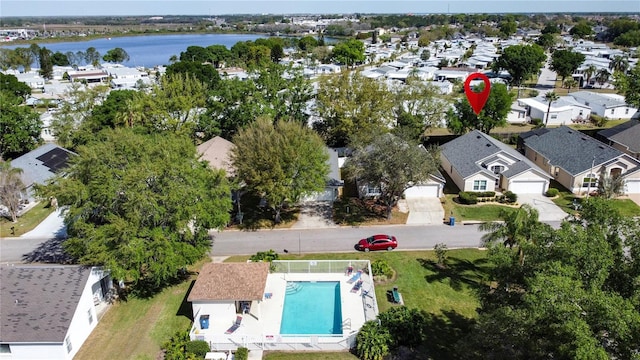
[509,181,546,194]
[404,185,440,198]
[626,180,640,194]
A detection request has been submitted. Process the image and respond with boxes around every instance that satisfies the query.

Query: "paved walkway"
[518,194,568,222]
[19,208,67,239]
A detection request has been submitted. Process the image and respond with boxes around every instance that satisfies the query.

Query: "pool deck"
[196,271,377,351]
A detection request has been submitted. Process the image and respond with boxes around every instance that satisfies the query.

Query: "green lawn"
[74,264,202,360]
[76,250,487,360]
[264,352,358,360]
[0,202,54,237]
[227,249,488,318]
[549,181,640,218]
[441,194,518,223]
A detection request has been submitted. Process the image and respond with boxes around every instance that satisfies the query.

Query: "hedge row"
[458,191,517,205]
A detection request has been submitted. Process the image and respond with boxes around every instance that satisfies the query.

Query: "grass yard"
[73,262,206,360]
[76,249,487,360]
[549,181,640,218]
[264,352,358,360]
[227,249,489,318]
[441,194,518,223]
[0,202,54,237]
[609,199,640,217]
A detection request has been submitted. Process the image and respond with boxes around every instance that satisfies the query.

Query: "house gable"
[441,130,549,192]
[598,119,640,158]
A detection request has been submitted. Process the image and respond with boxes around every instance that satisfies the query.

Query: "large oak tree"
[39,129,232,293]
[231,118,329,223]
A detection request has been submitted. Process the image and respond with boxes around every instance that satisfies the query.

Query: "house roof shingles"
[9,143,75,188]
[188,262,270,302]
[598,119,640,154]
[441,130,549,179]
[0,265,90,343]
[522,126,631,176]
[197,136,235,175]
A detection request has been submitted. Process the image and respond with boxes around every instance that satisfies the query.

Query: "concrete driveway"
[405,197,445,225]
[290,202,338,229]
[518,194,568,222]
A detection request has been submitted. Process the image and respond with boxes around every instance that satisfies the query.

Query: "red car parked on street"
[355,234,398,252]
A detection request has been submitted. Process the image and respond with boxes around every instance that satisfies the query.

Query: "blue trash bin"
[199,315,209,329]
[449,217,455,226]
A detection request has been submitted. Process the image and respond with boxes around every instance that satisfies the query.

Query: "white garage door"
[509,181,546,194]
[626,180,640,194]
[404,185,440,198]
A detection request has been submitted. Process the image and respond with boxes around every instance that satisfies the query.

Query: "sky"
[0,0,639,17]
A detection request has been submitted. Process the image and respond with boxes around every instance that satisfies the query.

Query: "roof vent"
[486,143,491,147]
[599,145,605,149]
[476,135,481,139]
[568,130,573,134]
[581,137,587,141]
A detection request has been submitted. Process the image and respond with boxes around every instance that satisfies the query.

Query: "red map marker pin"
[464,73,491,115]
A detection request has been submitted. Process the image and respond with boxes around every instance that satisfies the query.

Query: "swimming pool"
[280,281,343,335]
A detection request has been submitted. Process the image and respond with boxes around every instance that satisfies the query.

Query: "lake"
[1,33,269,68]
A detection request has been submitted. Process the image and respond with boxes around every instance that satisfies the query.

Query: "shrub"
[531,118,544,128]
[590,114,607,127]
[371,259,393,279]
[477,191,496,198]
[545,188,559,197]
[355,321,392,360]
[503,191,518,204]
[434,243,448,266]
[186,340,210,358]
[250,249,279,262]
[235,347,249,360]
[378,307,429,347]
[458,192,478,205]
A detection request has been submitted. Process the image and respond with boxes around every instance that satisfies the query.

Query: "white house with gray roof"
[0,265,112,360]
[569,91,637,119]
[440,130,551,195]
[520,126,640,194]
[518,96,591,125]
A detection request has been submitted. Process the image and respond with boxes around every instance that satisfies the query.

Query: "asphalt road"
[211,223,488,256]
[0,217,562,262]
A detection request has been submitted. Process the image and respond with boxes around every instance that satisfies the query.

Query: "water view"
[1,33,267,68]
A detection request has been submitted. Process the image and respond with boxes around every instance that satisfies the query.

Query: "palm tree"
[584,64,597,87]
[479,204,543,266]
[0,162,25,223]
[597,169,625,199]
[609,55,629,74]
[595,68,610,88]
[544,91,559,127]
[563,78,578,93]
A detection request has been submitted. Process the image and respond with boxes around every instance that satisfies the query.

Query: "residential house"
[441,130,551,194]
[355,145,446,199]
[0,265,112,360]
[507,101,529,124]
[105,66,152,89]
[197,136,235,176]
[67,69,109,83]
[9,143,75,202]
[569,91,637,119]
[39,111,56,142]
[302,147,344,202]
[188,262,270,343]
[518,96,591,125]
[597,119,640,160]
[520,126,640,194]
[14,72,45,89]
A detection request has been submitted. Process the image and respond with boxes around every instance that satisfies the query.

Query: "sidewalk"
[20,208,67,239]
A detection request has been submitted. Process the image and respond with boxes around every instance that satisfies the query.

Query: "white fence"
[271,260,371,275]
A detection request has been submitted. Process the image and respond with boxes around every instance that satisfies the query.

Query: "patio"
[189,260,378,352]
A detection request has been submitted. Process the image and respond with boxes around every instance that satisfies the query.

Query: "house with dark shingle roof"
[0,265,112,360]
[440,130,551,194]
[597,119,640,160]
[520,126,640,194]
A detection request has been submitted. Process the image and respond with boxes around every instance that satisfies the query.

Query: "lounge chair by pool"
[351,280,364,293]
[347,270,362,284]
[225,315,242,334]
